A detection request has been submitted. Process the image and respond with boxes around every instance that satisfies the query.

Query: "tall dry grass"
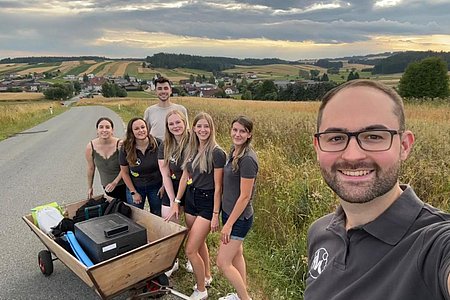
[0,102,66,140]
[78,96,450,299]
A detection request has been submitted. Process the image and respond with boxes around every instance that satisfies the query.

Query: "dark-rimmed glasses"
[314,129,403,152]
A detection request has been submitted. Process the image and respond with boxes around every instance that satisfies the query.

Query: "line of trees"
[145,53,292,72]
[240,80,337,101]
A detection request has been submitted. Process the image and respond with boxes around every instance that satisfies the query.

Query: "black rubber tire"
[38,250,53,276]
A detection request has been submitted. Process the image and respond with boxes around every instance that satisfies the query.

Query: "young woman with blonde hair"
[172,112,226,300]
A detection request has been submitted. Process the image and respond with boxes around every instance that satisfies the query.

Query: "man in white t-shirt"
[144,77,188,140]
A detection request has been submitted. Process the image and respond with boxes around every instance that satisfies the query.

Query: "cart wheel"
[38,250,53,276]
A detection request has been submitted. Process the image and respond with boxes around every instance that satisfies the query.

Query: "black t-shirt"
[119,140,162,187]
[186,147,226,190]
[157,142,184,180]
[305,185,450,300]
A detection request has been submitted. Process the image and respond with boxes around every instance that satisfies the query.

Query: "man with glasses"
[305,79,450,299]
[144,76,188,140]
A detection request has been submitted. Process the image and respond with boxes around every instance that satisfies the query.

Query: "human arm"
[165,169,189,221]
[120,165,142,204]
[211,167,223,232]
[221,177,255,244]
[85,142,95,199]
[159,159,177,210]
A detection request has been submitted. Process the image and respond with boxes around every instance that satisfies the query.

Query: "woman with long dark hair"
[85,117,126,201]
[119,117,163,216]
[217,116,258,300]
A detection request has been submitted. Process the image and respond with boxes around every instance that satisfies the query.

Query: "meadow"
[76,96,450,299]
[0,100,67,140]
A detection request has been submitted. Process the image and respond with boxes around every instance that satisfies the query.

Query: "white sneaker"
[190,288,208,300]
[218,293,240,300]
[185,260,193,273]
[193,276,213,290]
[165,258,179,277]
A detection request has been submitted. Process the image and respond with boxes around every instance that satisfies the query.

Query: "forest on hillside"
[145,53,293,72]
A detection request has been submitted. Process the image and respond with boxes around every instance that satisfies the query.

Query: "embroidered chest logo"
[309,247,329,279]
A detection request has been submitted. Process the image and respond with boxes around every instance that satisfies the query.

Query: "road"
[0,106,125,299]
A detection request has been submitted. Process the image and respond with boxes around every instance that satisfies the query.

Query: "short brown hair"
[154,76,171,88]
[316,79,405,131]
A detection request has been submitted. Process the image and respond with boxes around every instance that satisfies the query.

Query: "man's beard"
[320,160,400,204]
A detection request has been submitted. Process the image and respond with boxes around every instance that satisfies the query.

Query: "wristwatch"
[130,191,136,195]
[174,198,181,204]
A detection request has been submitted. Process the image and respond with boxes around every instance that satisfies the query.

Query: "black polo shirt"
[119,141,162,188]
[305,185,450,300]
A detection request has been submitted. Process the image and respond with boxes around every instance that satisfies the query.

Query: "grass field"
[0,92,45,101]
[75,96,450,299]
[0,101,67,140]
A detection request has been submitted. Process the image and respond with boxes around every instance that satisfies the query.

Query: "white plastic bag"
[36,206,64,235]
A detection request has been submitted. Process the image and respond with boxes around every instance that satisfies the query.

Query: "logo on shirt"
[309,247,328,279]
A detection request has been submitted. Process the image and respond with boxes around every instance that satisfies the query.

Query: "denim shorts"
[184,186,214,220]
[221,211,253,241]
[161,179,185,207]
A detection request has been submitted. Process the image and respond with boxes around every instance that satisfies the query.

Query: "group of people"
[86,76,450,300]
[85,77,257,300]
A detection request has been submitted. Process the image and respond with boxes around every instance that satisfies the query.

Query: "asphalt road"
[0,106,126,300]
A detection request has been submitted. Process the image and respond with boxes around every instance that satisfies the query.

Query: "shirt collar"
[327,185,424,245]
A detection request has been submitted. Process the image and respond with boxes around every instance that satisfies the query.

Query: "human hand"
[157,186,165,198]
[132,192,142,204]
[211,214,220,232]
[104,182,117,193]
[221,224,232,244]
[164,204,179,222]
[88,187,93,199]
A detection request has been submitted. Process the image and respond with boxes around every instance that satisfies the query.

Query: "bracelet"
[174,198,181,204]
[213,211,219,214]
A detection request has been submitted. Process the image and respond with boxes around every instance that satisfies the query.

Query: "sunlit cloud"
[374,0,403,8]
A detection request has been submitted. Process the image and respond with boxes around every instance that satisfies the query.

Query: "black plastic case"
[74,213,147,263]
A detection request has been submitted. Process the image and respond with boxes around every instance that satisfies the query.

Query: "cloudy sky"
[1,0,450,60]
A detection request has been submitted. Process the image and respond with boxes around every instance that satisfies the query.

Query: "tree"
[101,82,127,98]
[73,81,81,94]
[208,75,216,84]
[83,73,89,83]
[321,73,329,82]
[310,69,320,81]
[399,56,450,98]
[43,83,73,100]
[347,71,359,81]
[189,74,195,84]
[241,90,252,100]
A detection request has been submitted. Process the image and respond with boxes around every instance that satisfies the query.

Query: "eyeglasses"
[314,129,403,152]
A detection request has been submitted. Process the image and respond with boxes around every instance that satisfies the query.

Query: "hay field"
[342,61,373,70]
[224,64,327,78]
[96,62,116,77]
[80,61,110,76]
[16,63,60,75]
[0,63,27,73]
[0,92,45,101]
[58,61,81,73]
[112,61,131,77]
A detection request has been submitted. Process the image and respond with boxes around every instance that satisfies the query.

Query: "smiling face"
[194,118,211,142]
[155,82,172,102]
[131,119,148,140]
[231,121,251,148]
[97,119,114,139]
[314,86,414,204]
[167,113,186,137]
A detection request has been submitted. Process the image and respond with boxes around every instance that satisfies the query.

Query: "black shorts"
[184,186,214,221]
[161,179,185,207]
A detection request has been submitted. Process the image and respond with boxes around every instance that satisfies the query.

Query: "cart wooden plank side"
[23,196,188,299]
